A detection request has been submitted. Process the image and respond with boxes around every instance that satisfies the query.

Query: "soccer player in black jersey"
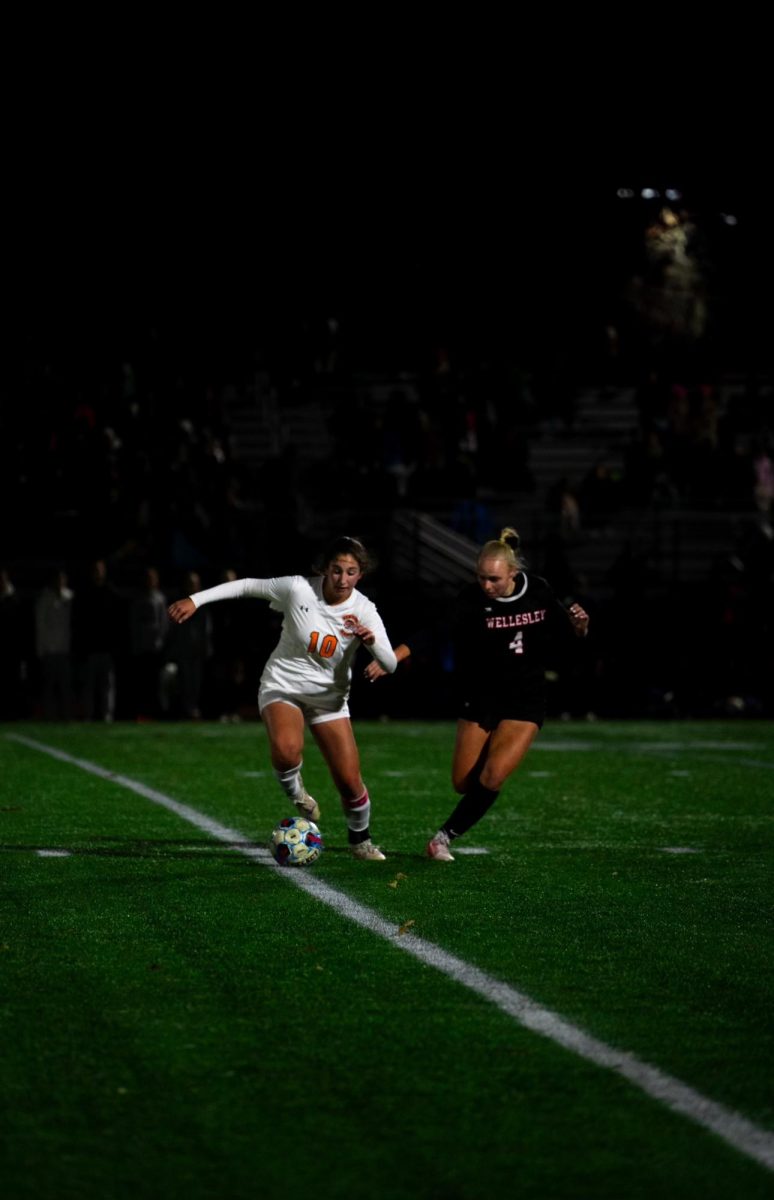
[365,527,589,860]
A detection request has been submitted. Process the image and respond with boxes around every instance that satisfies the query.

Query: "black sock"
[441,780,500,839]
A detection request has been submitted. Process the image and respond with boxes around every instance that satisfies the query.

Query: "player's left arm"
[364,642,412,682]
[354,606,398,674]
[543,578,590,640]
[567,602,590,637]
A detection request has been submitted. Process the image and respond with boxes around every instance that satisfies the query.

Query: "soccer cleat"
[294,790,320,822]
[426,832,455,862]
[351,839,386,862]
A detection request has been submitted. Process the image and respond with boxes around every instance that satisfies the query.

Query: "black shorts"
[457,694,545,731]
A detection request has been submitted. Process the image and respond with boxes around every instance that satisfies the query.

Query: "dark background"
[6,139,774,723]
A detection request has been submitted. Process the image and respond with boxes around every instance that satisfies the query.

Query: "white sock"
[274,762,303,800]
[341,788,370,834]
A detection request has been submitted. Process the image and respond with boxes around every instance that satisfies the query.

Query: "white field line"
[7,732,774,1174]
[736,759,774,772]
[531,740,774,761]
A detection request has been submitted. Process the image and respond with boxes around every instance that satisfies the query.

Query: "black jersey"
[452,573,573,713]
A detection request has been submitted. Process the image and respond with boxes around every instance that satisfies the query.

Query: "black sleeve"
[543,580,584,648]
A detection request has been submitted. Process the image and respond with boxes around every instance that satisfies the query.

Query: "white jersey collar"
[495,572,528,603]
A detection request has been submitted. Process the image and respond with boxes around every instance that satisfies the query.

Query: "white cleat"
[426,833,455,862]
[351,839,386,862]
[294,791,320,822]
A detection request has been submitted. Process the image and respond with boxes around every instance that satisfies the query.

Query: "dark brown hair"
[314,536,375,575]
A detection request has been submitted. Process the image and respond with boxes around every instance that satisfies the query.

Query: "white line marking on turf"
[737,758,774,772]
[36,849,72,857]
[453,847,490,855]
[533,740,769,757]
[661,847,700,854]
[7,732,774,1175]
[7,734,273,863]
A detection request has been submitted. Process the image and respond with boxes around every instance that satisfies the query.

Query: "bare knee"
[451,767,473,794]
[479,764,506,791]
[269,740,304,772]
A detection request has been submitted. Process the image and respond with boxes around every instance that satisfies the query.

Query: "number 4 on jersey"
[509,631,524,655]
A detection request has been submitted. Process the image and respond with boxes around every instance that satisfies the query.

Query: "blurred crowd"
[3,323,772,725]
[5,195,774,721]
[0,558,278,724]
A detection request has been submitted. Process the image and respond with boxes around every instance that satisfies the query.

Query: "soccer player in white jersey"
[168,537,397,860]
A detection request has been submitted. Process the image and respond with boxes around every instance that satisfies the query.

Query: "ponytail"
[478,526,524,570]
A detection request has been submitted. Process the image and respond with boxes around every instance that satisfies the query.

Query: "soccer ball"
[269,817,324,867]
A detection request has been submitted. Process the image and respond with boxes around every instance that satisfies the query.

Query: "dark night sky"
[20,177,771,382]
[14,79,773,375]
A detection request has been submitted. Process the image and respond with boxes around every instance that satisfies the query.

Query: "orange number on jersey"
[307,631,338,659]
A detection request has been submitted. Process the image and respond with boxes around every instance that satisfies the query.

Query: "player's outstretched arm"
[169,577,286,626]
[168,597,196,624]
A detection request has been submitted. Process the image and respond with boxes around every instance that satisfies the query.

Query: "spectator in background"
[545,475,582,543]
[717,434,754,507]
[579,461,621,533]
[752,440,774,516]
[73,559,122,721]
[450,487,495,545]
[209,567,249,723]
[381,388,421,500]
[0,568,28,719]
[129,566,168,719]
[260,445,308,568]
[35,569,74,719]
[164,570,212,719]
[634,369,670,435]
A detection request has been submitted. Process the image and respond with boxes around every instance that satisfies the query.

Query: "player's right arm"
[167,597,197,624]
[167,577,292,624]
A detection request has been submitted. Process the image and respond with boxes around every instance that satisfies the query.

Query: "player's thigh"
[310,718,363,797]
[451,719,492,793]
[261,701,306,765]
[479,720,539,790]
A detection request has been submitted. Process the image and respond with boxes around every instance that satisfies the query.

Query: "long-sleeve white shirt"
[35,587,74,656]
[190,575,396,701]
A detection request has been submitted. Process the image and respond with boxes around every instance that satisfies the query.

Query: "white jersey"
[190,575,396,702]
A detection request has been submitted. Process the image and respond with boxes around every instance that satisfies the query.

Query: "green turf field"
[1,719,773,1199]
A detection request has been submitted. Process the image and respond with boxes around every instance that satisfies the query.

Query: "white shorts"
[258,687,351,726]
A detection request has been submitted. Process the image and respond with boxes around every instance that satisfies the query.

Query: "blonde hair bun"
[478,526,524,571]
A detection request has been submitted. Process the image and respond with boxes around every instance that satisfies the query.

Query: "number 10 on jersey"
[307,631,339,659]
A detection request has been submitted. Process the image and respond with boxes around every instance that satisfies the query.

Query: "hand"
[349,621,375,646]
[568,603,589,636]
[168,598,196,624]
[364,660,388,683]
